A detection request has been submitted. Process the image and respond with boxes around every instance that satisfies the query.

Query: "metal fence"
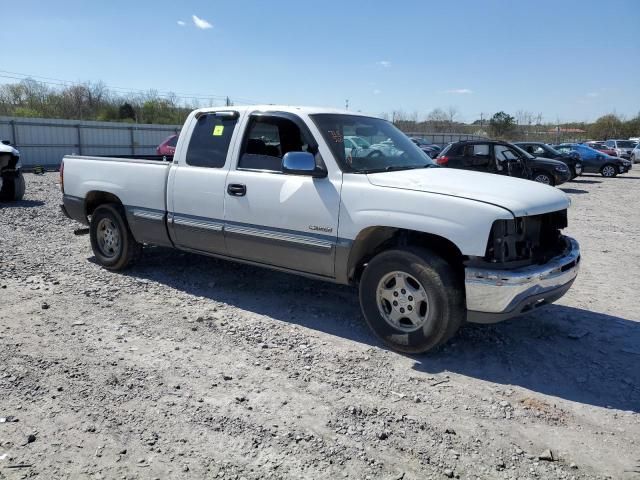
[402,132,487,145]
[0,116,181,168]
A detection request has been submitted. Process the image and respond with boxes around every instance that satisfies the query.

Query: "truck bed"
[62,154,171,217]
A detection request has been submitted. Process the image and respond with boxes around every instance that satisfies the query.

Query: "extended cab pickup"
[61,106,580,353]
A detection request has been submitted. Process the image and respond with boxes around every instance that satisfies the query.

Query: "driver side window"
[239,115,312,172]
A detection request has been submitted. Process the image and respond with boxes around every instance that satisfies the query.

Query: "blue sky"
[2,0,639,123]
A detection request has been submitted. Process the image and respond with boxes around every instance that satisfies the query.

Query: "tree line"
[387,108,640,142]
[0,79,208,125]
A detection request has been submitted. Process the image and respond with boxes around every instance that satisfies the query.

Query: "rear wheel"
[359,247,464,354]
[533,171,554,185]
[601,164,617,178]
[90,203,142,270]
[0,171,26,201]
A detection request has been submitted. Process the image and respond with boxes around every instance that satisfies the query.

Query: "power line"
[0,69,264,105]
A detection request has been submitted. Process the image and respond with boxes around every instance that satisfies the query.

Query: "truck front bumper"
[465,237,580,324]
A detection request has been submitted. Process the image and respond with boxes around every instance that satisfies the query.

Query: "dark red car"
[156,134,178,156]
[585,142,616,157]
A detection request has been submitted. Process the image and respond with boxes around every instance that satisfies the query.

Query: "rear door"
[168,110,243,254]
[223,112,341,278]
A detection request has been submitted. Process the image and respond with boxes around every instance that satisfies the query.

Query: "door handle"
[227,183,247,196]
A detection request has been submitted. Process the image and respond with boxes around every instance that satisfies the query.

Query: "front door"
[223,113,341,278]
[168,110,242,254]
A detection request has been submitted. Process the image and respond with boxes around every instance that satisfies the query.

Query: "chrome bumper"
[465,237,580,324]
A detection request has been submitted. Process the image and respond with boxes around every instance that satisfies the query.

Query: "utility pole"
[345,99,349,111]
[225,96,231,107]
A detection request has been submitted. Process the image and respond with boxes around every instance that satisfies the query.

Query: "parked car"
[553,143,631,177]
[631,143,640,163]
[437,140,571,185]
[584,141,617,157]
[59,105,580,354]
[514,142,583,179]
[0,140,25,201]
[410,138,441,158]
[343,135,403,159]
[156,134,178,156]
[604,139,638,159]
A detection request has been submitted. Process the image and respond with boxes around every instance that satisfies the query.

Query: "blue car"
[553,143,630,177]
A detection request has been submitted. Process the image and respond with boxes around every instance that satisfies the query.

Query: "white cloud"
[445,88,473,94]
[586,92,599,98]
[177,20,186,26]
[373,89,382,95]
[376,60,391,68]
[192,15,213,29]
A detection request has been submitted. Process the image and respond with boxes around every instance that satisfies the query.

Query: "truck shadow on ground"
[414,305,640,412]
[122,247,640,413]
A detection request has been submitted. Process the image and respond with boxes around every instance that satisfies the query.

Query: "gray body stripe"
[225,224,333,251]
[131,208,165,221]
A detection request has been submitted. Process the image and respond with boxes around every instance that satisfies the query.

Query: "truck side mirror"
[282,152,327,178]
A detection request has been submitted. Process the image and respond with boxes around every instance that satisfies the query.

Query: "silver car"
[605,139,638,159]
[631,143,640,163]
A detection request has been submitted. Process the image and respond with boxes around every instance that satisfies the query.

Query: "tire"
[601,164,617,178]
[0,171,26,201]
[533,171,554,186]
[90,203,142,270]
[359,247,465,354]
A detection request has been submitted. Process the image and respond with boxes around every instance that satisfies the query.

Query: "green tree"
[588,114,623,140]
[118,102,136,121]
[489,111,516,138]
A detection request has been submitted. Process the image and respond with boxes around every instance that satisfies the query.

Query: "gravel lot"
[1,172,639,480]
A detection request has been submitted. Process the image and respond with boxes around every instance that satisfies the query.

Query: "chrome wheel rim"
[376,271,430,332]
[96,218,121,258]
[602,165,615,177]
[534,174,551,184]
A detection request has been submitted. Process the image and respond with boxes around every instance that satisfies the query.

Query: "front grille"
[485,210,567,265]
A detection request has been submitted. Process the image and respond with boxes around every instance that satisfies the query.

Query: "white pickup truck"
[61,106,580,353]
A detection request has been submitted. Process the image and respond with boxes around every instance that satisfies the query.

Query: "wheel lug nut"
[393,291,398,297]
[408,296,413,301]
[400,308,405,313]
[393,301,398,306]
[407,305,413,311]
[401,289,406,294]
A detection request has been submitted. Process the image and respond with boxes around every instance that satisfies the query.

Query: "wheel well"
[348,227,464,283]
[85,191,123,217]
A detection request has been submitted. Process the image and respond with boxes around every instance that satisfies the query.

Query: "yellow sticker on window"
[213,125,224,136]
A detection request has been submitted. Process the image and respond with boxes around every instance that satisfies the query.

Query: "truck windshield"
[311,114,435,173]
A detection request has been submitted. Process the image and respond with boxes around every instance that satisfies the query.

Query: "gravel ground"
[0,172,639,480]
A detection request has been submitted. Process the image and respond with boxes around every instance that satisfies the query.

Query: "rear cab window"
[185,112,239,168]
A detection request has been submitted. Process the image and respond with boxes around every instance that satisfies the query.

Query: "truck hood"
[366,168,570,217]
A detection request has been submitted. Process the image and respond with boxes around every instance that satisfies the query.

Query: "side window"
[463,144,489,166]
[185,114,238,168]
[239,116,312,172]
[168,135,178,147]
[605,140,614,148]
[533,146,545,155]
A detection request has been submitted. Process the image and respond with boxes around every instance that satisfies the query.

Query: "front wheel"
[601,164,617,178]
[90,203,142,270]
[533,171,555,186]
[359,247,464,354]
